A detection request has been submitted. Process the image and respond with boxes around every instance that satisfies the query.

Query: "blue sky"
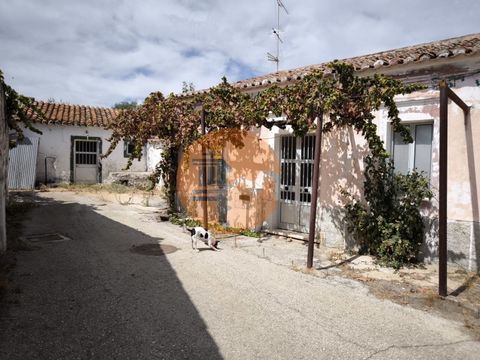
[0,0,479,107]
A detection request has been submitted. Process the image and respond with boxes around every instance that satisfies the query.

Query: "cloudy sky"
[0,0,478,107]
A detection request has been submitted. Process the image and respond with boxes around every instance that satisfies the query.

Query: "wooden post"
[307,115,323,268]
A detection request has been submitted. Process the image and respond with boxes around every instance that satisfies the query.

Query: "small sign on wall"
[239,194,251,201]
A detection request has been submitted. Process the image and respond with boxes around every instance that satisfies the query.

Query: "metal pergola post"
[438,80,470,297]
[201,108,208,230]
[438,82,448,297]
[307,115,323,268]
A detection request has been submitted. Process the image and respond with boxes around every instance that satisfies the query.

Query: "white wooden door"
[279,135,315,232]
[74,139,100,184]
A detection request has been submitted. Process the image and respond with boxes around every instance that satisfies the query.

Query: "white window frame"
[388,120,434,178]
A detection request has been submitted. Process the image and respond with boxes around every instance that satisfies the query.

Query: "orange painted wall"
[177,129,279,229]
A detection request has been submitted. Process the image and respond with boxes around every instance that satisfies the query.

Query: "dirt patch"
[46,183,155,194]
[44,185,167,208]
[337,262,480,340]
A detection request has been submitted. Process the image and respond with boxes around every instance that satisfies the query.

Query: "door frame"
[70,136,102,183]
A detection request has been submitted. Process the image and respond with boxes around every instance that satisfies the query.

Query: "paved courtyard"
[1,191,479,359]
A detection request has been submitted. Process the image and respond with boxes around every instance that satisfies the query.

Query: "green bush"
[239,229,262,238]
[169,214,202,228]
[343,155,432,269]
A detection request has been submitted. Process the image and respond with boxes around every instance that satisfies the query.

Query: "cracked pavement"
[1,191,479,359]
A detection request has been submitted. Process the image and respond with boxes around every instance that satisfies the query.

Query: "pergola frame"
[305,81,471,298]
[438,80,471,296]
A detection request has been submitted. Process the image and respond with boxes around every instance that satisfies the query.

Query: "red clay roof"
[29,101,119,127]
[231,32,480,90]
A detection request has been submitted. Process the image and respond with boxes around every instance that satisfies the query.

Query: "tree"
[113,100,138,110]
[181,81,195,94]
[0,69,43,147]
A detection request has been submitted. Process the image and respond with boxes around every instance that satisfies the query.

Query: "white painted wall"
[23,124,149,184]
[146,140,163,172]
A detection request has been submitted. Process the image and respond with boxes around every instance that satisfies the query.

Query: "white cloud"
[0,0,479,107]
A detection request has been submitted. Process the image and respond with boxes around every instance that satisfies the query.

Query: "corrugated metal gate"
[8,137,39,189]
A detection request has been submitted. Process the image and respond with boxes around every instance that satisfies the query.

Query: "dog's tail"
[183,223,194,235]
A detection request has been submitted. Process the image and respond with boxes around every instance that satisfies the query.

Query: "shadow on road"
[0,193,222,359]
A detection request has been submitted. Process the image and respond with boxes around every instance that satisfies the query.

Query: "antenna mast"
[267,0,288,72]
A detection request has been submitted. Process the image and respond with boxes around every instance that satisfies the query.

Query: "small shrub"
[169,214,202,227]
[239,229,262,238]
[343,155,432,269]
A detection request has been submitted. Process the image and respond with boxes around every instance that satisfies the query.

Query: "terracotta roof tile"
[229,32,480,91]
[28,101,119,127]
[26,33,480,118]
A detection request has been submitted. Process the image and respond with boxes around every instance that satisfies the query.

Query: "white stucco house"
[17,101,162,186]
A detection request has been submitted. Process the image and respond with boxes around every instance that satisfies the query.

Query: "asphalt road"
[1,191,479,359]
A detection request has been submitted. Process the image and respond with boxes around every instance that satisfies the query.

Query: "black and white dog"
[183,225,219,251]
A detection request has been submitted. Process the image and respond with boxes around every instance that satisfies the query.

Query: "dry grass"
[326,249,347,263]
[51,183,155,194]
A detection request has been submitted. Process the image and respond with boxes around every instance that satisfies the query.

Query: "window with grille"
[75,140,98,165]
[280,134,315,203]
[300,135,315,203]
[280,136,296,201]
[197,153,224,187]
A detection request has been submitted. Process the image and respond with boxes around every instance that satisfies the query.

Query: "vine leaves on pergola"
[106,62,424,210]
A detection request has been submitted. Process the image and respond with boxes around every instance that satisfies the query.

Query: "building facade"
[178,33,480,271]
[19,101,159,186]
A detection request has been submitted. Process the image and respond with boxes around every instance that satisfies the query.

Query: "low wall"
[104,171,154,189]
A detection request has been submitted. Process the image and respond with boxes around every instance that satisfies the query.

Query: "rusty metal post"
[438,81,448,297]
[201,108,208,230]
[447,87,471,114]
[307,115,323,268]
[437,81,470,297]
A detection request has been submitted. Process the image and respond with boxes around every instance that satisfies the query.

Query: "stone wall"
[0,85,7,253]
[104,171,153,189]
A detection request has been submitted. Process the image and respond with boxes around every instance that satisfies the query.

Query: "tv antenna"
[267,0,288,72]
